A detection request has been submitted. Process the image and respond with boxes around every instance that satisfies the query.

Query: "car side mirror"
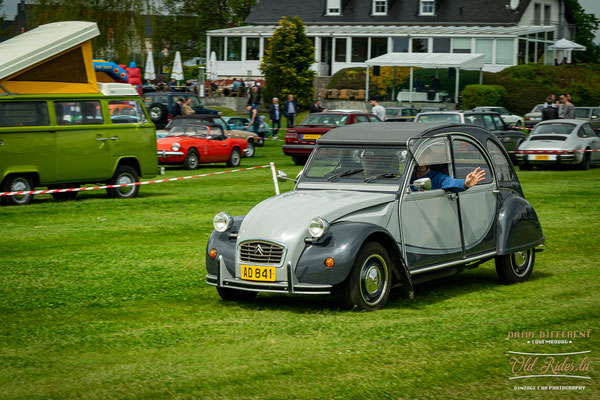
[277,170,298,183]
[413,177,431,191]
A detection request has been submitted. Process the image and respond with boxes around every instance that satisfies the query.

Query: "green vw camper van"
[0,21,158,205]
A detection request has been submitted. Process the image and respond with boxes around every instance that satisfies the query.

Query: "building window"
[373,0,387,15]
[392,37,409,52]
[412,38,429,53]
[246,37,260,60]
[326,0,341,15]
[544,5,551,25]
[371,37,388,58]
[351,37,369,62]
[452,38,471,53]
[534,3,541,25]
[334,38,347,62]
[420,0,435,16]
[475,39,493,63]
[227,37,242,61]
[433,37,450,53]
[212,37,225,61]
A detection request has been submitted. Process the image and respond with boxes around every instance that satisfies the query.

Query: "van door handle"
[96,138,107,142]
[110,136,119,141]
[492,189,500,195]
[446,193,457,201]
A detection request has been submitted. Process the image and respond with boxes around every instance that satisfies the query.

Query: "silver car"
[206,123,545,311]
[516,119,600,170]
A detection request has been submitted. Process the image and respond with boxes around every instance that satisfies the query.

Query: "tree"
[29,1,148,63]
[260,16,315,108]
[567,0,600,63]
[151,0,256,65]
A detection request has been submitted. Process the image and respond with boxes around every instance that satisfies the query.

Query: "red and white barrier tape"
[0,164,272,197]
[507,149,600,154]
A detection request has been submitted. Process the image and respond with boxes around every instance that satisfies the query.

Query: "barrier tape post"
[0,164,273,197]
[270,162,280,195]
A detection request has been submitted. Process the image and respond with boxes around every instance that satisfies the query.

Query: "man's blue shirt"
[410,169,466,193]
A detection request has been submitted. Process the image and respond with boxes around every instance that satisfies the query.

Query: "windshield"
[574,108,590,118]
[417,113,461,123]
[299,114,349,126]
[532,105,544,113]
[532,123,575,135]
[167,124,209,137]
[304,146,408,184]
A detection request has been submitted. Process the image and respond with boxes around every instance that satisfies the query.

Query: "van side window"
[109,100,145,124]
[0,102,50,127]
[55,101,103,125]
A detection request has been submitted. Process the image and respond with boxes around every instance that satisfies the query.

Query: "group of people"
[244,92,300,140]
[172,97,195,117]
[143,78,197,94]
[541,93,575,120]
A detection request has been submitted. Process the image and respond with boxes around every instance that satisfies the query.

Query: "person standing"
[245,104,260,134]
[283,94,298,127]
[370,98,386,121]
[247,86,261,106]
[542,94,558,121]
[269,97,282,139]
[559,94,575,119]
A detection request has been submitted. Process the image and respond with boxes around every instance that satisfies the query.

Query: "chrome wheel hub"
[360,255,388,306]
[511,250,531,277]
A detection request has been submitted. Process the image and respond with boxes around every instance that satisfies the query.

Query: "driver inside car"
[410,148,486,192]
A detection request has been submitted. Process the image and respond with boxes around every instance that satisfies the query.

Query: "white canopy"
[365,53,485,71]
[144,51,156,80]
[0,21,99,81]
[171,51,184,81]
[549,38,586,51]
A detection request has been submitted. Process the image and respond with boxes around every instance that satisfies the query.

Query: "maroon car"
[283,112,380,165]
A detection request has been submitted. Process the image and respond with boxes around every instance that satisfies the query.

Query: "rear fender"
[497,196,544,255]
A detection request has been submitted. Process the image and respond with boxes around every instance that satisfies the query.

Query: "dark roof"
[317,122,444,145]
[246,0,532,25]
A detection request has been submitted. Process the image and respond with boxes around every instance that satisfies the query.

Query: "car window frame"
[450,134,496,186]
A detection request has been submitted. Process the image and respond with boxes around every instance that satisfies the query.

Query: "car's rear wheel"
[227,148,241,167]
[106,165,139,199]
[495,249,535,284]
[149,103,167,125]
[518,162,533,171]
[1,174,34,206]
[344,242,392,311]
[245,140,255,157]
[183,148,199,170]
[216,287,258,301]
[292,156,308,166]
[580,150,591,170]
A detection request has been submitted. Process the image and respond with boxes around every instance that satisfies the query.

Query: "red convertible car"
[157,121,247,169]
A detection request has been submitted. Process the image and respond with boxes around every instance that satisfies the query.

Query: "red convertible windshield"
[167,124,209,137]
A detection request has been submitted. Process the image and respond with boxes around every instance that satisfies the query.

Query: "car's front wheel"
[106,165,140,199]
[1,174,34,206]
[292,156,307,166]
[216,287,258,301]
[227,148,241,167]
[495,249,535,284]
[344,242,392,311]
[245,140,255,157]
[183,149,199,170]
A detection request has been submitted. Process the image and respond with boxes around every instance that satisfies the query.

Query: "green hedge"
[460,85,505,109]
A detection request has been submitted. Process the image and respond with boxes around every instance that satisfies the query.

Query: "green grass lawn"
[0,141,598,399]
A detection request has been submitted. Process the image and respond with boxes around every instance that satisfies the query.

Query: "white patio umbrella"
[144,51,156,81]
[549,38,586,64]
[208,51,218,80]
[171,51,184,82]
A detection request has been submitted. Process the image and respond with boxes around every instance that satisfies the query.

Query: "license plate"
[303,134,321,140]
[535,155,550,160]
[240,265,276,281]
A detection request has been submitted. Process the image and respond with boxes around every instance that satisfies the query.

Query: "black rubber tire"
[183,148,199,170]
[50,185,79,201]
[292,156,308,166]
[255,137,265,147]
[149,103,168,125]
[245,139,255,157]
[344,242,392,311]
[580,151,591,170]
[1,174,34,206]
[216,287,258,301]
[106,165,140,199]
[518,162,533,171]
[495,249,535,285]
[227,148,242,167]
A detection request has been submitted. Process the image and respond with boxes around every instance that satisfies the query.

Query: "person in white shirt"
[370,98,386,121]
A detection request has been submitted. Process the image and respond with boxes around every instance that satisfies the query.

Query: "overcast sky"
[1,0,599,42]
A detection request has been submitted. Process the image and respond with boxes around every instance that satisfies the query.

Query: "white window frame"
[326,0,341,16]
[372,0,388,16]
[420,0,435,16]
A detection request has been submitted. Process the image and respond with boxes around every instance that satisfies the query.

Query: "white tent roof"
[365,53,485,70]
[0,21,99,81]
[549,38,586,51]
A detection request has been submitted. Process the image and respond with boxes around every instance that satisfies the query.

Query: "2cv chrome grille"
[239,241,285,265]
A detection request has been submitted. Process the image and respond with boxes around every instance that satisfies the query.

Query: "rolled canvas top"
[0,21,100,81]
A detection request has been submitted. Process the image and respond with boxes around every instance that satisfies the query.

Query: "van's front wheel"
[107,166,139,199]
[1,175,34,206]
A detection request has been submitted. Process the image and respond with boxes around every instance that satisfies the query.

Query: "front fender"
[295,222,413,297]
[497,196,544,255]
[205,216,245,276]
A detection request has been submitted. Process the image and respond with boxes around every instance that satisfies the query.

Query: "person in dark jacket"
[269,97,282,139]
[541,94,559,121]
[309,100,326,113]
[283,94,298,127]
[173,98,184,118]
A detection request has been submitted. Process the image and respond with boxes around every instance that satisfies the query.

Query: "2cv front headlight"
[308,217,330,238]
[213,212,233,232]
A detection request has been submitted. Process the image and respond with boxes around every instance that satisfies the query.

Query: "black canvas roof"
[246,0,533,25]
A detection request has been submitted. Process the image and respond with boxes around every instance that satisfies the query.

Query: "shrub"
[460,85,504,109]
